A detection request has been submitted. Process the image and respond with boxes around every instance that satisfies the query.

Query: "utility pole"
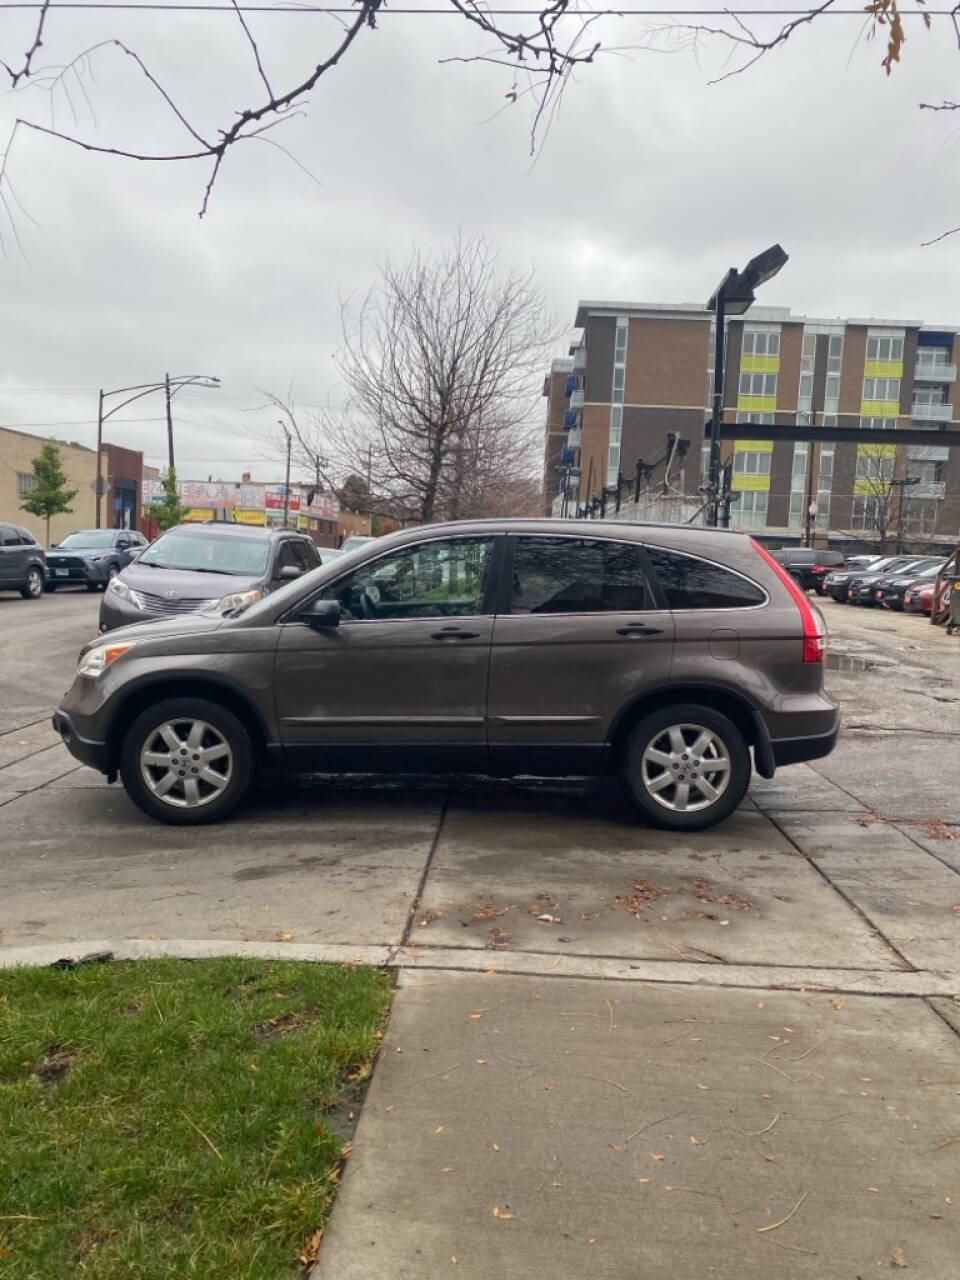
[280,423,292,527]
[95,389,105,528]
[164,372,175,472]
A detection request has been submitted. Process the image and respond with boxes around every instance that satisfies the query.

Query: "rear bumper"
[770,711,841,767]
[53,710,111,773]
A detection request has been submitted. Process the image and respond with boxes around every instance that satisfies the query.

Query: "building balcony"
[911,401,953,421]
[569,389,585,410]
[914,362,956,383]
[908,443,950,462]
[906,481,946,500]
[567,427,582,449]
[572,347,587,371]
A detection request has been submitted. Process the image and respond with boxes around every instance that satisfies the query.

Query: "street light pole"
[96,389,105,529]
[165,372,175,472]
[706,245,789,529]
[280,421,292,527]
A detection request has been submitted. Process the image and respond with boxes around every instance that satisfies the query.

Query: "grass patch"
[0,957,392,1278]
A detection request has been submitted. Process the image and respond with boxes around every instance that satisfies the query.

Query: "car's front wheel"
[20,567,44,599]
[119,698,253,825]
[621,704,750,831]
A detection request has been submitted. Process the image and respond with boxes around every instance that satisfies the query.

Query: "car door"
[486,534,675,775]
[274,534,500,771]
[0,524,26,587]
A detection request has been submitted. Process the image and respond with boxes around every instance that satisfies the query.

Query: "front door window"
[321,537,494,621]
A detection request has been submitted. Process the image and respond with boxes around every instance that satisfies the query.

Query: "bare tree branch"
[2,0,51,88]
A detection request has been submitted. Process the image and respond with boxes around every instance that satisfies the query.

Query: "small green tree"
[155,468,187,532]
[20,441,78,545]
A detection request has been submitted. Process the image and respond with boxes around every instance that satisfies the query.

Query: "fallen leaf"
[652,1153,665,1161]
[492,1206,515,1220]
[451,1255,458,1264]
[435,1125,445,1134]
[469,1011,486,1020]
[276,931,294,942]
[384,1105,394,1113]
[249,1062,258,1072]
[690,1136,701,1145]
[869,1187,880,1192]
[952,905,960,915]
[697,1083,710,1091]
[296,1228,324,1266]
[665,1185,675,1191]
[832,999,845,1010]
[442,1166,455,1173]
[638,1176,651,1183]
[492,1143,500,1152]
[891,1245,907,1268]
[756,1001,764,1008]
[543,1083,553,1091]
[765,1155,776,1163]
[477,1059,487,1065]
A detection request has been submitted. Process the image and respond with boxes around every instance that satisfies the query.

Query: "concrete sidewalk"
[315,970,960,1280]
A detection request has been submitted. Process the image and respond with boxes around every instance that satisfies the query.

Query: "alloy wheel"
[640,722,731,813]
[26,569,43,598]
[139,718,233,808]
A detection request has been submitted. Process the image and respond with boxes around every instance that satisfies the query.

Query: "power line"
[0,2,949,12]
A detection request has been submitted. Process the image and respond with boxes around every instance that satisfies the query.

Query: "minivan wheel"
[621,704,750,832]
[119,698,253,825]
[20,567,44,599]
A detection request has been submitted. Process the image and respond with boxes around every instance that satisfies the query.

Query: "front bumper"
[770,710,841,767]
[48,559,111,586]
[53,710,111,774]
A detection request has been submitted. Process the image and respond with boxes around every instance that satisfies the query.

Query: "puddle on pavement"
[826,653,885,672]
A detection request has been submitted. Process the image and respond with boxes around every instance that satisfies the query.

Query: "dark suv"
[46,528,148,592]
[55,519,839,831]
[0,522,46,599]
[770,548,845,594]
[99,523,321,631]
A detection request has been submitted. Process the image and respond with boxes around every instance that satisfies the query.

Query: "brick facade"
[0,427,98,544]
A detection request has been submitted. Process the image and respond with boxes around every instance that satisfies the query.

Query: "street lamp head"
[742,244,789,291]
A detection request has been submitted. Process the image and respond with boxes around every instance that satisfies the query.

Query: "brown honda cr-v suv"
[54,519,839,830]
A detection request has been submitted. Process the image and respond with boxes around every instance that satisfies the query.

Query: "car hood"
[118,563,262,598]
[81,612,224,654]
[49,545,115,557]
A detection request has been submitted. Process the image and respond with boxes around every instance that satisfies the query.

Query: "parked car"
[823,555,924,604]
[0,522,46,599]
[99,522,322,632]
[46,528,149,592]
[904,578,952,618]
[874,560,945,611]
[770,548,845,593]
[848,556,943,606]
[56,518,839,831]
[841,555,884,572]
[317,547,345,565]
[340,534,376,553]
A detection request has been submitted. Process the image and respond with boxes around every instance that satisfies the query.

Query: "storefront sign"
[232,508,265,525]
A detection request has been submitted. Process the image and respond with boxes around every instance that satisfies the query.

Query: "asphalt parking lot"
[2,585,958,1277]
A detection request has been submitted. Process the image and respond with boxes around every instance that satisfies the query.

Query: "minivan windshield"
[138,531,270,575]
[57,531,118,549]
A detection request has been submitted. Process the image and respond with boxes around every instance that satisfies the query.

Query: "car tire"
[119,697,253,826]
[620,704,751,832]
[20,567,44,600]
[815,584,826,596]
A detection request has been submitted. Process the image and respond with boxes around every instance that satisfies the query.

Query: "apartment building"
[548,301,960,544]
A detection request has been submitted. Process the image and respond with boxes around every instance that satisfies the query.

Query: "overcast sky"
[2,2,959,483]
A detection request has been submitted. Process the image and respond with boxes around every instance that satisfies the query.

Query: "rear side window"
[0,525,18,546]
[510,537,654,614]
[646,546,766,610]
[16,528,36,545]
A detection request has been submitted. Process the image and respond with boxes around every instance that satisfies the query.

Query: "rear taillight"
[750,539,826,663]
[812,564,832,574]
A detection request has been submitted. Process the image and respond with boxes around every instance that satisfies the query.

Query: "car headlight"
[213,587,262,615]
[106,577,143,608]
[89,553,110,561]
[77,641,137,678]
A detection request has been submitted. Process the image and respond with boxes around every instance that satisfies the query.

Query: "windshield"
[57,531,117,549]
[139,531,270,575]
[341,536,373,552]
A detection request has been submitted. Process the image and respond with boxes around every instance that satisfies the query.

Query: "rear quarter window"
[646,546,766,610]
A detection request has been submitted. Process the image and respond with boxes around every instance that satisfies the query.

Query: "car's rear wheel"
[621,704,750,832]
[20,567,44,599]
[119,698,253,825]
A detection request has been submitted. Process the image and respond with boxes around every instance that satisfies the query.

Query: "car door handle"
[616,624,663,636]
[431,627,480,640]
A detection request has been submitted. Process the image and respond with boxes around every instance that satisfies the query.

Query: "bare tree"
[850,441,899,551]
[0,0,600,229]
[333,234,555,525]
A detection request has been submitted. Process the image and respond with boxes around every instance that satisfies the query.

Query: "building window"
[827,334,844,374]
[742,330,780,357]
[824,374,840,402]
[739,372,777,398]
[16,472,35,497]
[733,450,771,476]
[862,377,900,402]
[730,490,768,529]
[798,372,814,403]
[739,412,774,425]
[801,333,816,370]
[916,347,951,369]
[908,460,943,484]
[866,335,904,362]
[851,496,886,531]
[860,416,895,431]
[856,452,894,482]
[913,387,944,406]
[903,500,939,535]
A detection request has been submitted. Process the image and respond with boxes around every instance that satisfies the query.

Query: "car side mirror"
[126,550,141,562]
[279,565,302,581]
[300,597,340,628]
